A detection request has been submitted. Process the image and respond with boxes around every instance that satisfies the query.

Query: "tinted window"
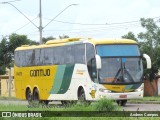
[26,50,35,66]
[74,44,85,64]
[44,48,53,65]
[96,45,140,57]
[15,43,94,67]
[86,43,95,62]
[15,50,26,67]
[65,45,75,64]
[35,49,45,65]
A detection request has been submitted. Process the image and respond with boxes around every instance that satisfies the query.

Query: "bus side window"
[26,50,35,66]
[20,51,26,67]
[15,51,20,67]
[86,43,97,82]
[87,58,97,82]
[74,44,85,64]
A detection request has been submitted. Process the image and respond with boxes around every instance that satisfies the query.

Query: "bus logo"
[30,69,50,77]
[2,112,11,117]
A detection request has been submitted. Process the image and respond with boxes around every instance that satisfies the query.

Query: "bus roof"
[15,38,138,51]
[88,38,137,45]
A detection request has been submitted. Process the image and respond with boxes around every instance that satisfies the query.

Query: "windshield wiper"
[113,68,134,83]
[113,60,134,83]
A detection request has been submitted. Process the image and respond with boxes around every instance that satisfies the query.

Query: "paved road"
[0,100,160,111]
[0,100,60,105]
[0,100,28,105]
[123,103,160,111]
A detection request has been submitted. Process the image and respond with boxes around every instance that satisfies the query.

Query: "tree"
[59,34,69,39]
[122,18,160,80]
[0,33,37,75]
[42,34,69,43]
[9,33,38,54]
[122,18,160,96]
[138,18,160,80]
[122,31,138,41]
[0,37,12,74]
[42,36,56,43]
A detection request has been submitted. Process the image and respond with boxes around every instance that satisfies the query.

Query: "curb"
[128,101,160,104]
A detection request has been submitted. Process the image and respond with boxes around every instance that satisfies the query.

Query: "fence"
[0,68,15,97]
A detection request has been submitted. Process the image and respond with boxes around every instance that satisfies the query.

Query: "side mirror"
[143,54,151,69]
[95,54,102,69]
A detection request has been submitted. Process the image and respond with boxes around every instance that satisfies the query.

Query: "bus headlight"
[99,88,111,93]
[134,87,143,92]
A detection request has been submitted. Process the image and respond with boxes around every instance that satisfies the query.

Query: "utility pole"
[1,1,78,44]
[8,69,11,97]
[39,0,43,44]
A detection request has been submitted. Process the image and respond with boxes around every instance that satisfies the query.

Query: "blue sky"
[0,0,160,42]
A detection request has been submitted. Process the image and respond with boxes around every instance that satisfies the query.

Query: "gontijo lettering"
[30,69,50,77]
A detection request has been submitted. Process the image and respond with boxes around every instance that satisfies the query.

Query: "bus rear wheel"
[26,88,32,104]
[33,88,40,104]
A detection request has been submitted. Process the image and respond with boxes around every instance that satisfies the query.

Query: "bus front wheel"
[77,88,90,105]
[40,100,49,105]
[78,88,85,101]
[116,100,127,106]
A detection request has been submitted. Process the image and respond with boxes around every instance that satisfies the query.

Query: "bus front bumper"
[97,91,143,100]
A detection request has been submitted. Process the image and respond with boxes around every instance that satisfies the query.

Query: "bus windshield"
[96,44,143,84]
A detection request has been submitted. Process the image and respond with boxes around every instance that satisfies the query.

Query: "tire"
[26,88,32,104]
[33,88,40,104]
[78,88,85,102]
[116,100,127,106]
[40,100,49,105]
[121,100,127,106]
[77,88,91,105]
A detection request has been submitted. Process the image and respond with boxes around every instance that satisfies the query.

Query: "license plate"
[119,95,127,98]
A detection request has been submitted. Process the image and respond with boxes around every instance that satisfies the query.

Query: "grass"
[0,97,160,119]
[1,96,160,102]
[92,98,120,111]
[0,99,124,119]
[1,117,160,120]
[0,98,120,111]
[0,96,19,100]
[128,96,160,103]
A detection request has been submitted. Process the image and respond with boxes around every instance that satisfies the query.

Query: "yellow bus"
[14,38,151,106]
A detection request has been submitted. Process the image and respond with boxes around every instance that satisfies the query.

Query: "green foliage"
[0,33,70,75]
[0,37,12,74]
[42,35,69,43]
[42,36,56,43]
[59,34,69,39]
[8,33,38,54]
[138,18,160,80]
[128,96,160,103]
[122,18,160,80]
[92,98,119,111]
[0,33,37,75]
[122,31,138,41]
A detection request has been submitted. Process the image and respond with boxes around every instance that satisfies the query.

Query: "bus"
[14,38,151,106]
